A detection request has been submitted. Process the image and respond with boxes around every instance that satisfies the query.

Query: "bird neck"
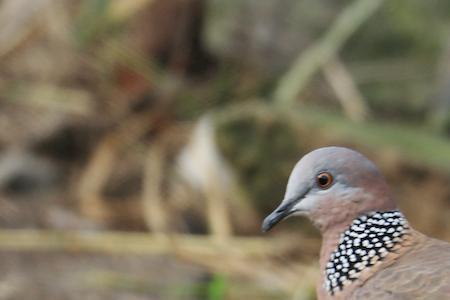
[319,210,411,297]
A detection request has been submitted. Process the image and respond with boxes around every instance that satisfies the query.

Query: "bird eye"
[316,172,333,189]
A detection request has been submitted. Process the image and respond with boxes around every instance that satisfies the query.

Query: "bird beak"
[261,199,297,232]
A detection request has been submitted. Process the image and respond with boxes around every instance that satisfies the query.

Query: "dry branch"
[178,117,233,242]
[0,228,320,291]
[0,229,318,258]
[0,0,52,57]
[323,57,369,122]
[77,111,156,221]
[108,0,155,22]
[6,83,94,116]
[273,0,385,106]
[214,100,450,173]
[142,143,169,234]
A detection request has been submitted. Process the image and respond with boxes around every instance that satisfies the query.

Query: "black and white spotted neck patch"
[324,210,409,295]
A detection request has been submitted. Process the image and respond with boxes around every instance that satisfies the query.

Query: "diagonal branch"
[273,0,385,106]
[323,57,369,122]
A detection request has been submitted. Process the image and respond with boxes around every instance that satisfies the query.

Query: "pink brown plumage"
[262,147,450,300]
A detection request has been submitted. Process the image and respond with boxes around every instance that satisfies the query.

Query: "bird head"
[262,147,395,232]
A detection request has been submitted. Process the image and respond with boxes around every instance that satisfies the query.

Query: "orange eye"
[316,172,333,189]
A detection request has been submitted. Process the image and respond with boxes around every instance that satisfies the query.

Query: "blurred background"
[0,0,450,299]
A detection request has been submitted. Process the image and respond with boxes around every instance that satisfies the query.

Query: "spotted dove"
[262,147,450,299]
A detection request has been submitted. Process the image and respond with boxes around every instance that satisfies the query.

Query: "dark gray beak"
[261,200,296,232]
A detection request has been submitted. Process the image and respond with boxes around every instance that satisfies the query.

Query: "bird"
[262,146,450,300]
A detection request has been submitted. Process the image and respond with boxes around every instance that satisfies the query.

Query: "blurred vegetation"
[0,0,449,299]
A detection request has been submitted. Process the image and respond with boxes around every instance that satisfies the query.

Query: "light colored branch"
[323,57,369,122]
[0,228,320,296]
[77,111,154,221]
[142,144,169,235]
[273,0,385,106]
[213,100,450,173]
[178,117,233,242]
[0,0,52,57]
[108,0,155,22]
[0,229,318,258]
